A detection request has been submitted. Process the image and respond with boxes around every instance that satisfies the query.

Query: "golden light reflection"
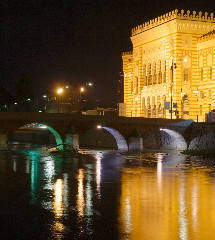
[52,178,64,239]
[77,168,85,217]
[192,181,198,231]
[157,154,163,191]
[95,152,102,198]
[119,167,215,240]
[54,179,64,217]
[179,177,188,240]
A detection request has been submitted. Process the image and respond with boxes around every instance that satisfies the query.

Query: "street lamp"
[87,82,93,87]
[170,60,177,119]
[80,87,85,93]
[57,88,64,113]
[57,88,63,95]
[79,87,85,113]
[193,90,199,122]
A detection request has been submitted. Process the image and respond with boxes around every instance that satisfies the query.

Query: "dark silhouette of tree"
[0,87,13,105]
[15,74,34,102]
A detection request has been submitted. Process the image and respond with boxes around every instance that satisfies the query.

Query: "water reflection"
[179,176,187,240]
[85,164,93,217]
[77,168,85,217]
[119,153,215,240]
[54,179,63,217]
[95,152,102,198]
[0,149,214,239]
[30,152,39,204]
[53,178,64,238]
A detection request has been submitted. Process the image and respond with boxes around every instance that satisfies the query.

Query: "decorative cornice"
[131,9,215,36]
[198,29,215,42]
[122,51,133,56]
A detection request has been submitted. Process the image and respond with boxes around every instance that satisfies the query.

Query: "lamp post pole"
[56,88,63,113]
[80,87,85,113]
[170,60,177,119]
[193,90,199,122]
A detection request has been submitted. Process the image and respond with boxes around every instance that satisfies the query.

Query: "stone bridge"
[0,112,214,152]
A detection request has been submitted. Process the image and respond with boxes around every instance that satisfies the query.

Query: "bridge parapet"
[0,113,213,152]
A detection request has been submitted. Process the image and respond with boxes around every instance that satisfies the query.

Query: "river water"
[0,148,214,240]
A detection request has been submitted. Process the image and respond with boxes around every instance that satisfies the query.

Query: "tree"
[0,87,13,105]
[15,74,34,102]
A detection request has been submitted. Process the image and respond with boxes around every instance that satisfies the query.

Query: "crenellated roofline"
[122,51,133,56]
[131,9,215,36]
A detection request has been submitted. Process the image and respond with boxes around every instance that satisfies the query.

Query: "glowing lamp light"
[97,125,102,129]
[193,90,199,94]
[43,94,47,98]
[183,58,188,62]
[14,102,18,105]
[57,88,63,94]
[38,110,42,112]
[27,98,31,101]
[80,87,85,93]
[65,85,69,89]
[160,128,163,131]
[88,82,93,87]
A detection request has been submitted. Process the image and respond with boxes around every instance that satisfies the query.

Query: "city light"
[43,94,47,98]
[57,88,63,94]
[97,125,102,129]
[80,87,85,93]
[87,82,93,87]
[65,85,69,89]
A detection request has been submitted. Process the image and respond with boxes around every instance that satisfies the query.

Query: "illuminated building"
[122,10,215,121]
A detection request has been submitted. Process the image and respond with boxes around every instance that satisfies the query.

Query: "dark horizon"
[1,0,214,106]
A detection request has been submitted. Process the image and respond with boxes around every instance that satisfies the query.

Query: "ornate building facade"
[122,10,215,121]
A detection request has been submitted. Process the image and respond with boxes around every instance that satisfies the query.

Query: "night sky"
[1,0,214,106]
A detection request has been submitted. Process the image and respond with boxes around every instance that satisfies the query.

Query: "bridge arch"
[160,128,187,151]
[18,123,64,150]
[101,127,128,152]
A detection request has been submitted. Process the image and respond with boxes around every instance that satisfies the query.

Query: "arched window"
[130,81,133,93]
[158,60,162,84]
[143,64,147,86]
[163,61,166,83]
[183,56,191,82]
[184,69,189,82]
[182,94,189,119]
[148,64,152,85]
[153,62,157,84]
[152,96,156,117]
[210,67,212,80]
[147,96,151,117]
[142,97,146,116]
[200,68,203,81]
